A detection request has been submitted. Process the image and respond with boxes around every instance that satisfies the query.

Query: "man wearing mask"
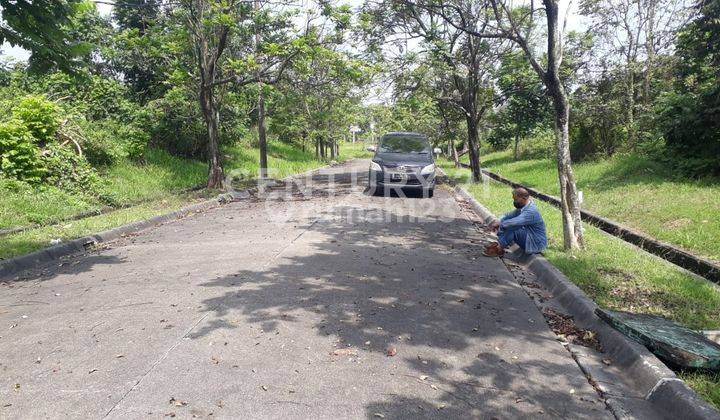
[483,187,547,257]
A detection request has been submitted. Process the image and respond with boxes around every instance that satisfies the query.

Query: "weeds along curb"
[0,161,348,281]
[451,183,720,420]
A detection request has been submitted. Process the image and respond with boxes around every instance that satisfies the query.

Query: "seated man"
[483,187,547,257]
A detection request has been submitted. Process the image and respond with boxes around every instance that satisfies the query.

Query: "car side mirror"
[433,147,442,155]
[367,145,376,152]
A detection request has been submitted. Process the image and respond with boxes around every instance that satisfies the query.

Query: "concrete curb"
[0,160,347,281]
[0,197,224,280]
[451,183,720,420]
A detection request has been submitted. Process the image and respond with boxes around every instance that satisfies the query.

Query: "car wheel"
[426,188,434,198]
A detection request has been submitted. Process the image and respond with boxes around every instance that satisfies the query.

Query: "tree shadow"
[187,171,608,417]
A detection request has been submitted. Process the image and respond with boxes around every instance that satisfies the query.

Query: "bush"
[12,95,60,144]
[0,120,46,183]
[517,127,555,160]
[41,143,103,196]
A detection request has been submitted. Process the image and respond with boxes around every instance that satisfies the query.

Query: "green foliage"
[77,119,150,166]
[41,143,103,197]
[0,120,46,183]
[11,95,60,144]
[516,127,555,160]
[657,0,720,176]
[0,0,90,72]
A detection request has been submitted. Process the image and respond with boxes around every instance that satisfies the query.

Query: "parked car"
[367,132,441,197]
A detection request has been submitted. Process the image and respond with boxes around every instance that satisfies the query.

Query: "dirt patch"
[663,218,692,229]
[542,308,602,351]
[597,267,635,282]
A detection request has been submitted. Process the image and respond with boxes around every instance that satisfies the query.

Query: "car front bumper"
[369,169,435,189]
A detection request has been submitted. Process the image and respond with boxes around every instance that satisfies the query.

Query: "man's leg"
[484,226,516,257]
[510,227,527,252]
[496,226,517,249]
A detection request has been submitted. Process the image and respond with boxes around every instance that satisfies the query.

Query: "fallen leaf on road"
[115,354,124,358]
[169,397,187,407]
[420,375,428,381]
[373,413,385,418]
[331,348,358,356]
[261,385,268,391]
[165,413,176,417]
[602,359,612,365]
[88,369,98,374]
[211,356,220,364]
[515,398,524,403]
[386,347,397,357]
[438,403,446,410]
[430,384,438,390]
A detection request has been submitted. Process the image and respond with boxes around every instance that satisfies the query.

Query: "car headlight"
[370,161,382,171]
[420,163,435,175]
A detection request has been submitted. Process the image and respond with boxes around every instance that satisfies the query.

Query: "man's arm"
[500,208,537,228]
[499,209,520,222]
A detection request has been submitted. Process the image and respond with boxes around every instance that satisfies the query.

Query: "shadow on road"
[190,173,605,418]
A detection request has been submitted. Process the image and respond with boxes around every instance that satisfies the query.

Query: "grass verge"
[474,150,720,263]
[0,141,370,260]
[439,160,720,409]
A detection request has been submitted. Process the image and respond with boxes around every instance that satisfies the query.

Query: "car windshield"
[378,135,430,154]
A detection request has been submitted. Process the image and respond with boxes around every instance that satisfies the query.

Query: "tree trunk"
[551,88,584,250]
[465,115,481,182]
[644,0,656,104]
[200,86,223,189]
[545,0,584,250]
[452,141,460,168]
[257,85,268,179]
[513,125,521,161]
[626,68,636,148]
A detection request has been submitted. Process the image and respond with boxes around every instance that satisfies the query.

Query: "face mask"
[513,200,524,209]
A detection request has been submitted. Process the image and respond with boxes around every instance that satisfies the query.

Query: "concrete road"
[0,159,611,419]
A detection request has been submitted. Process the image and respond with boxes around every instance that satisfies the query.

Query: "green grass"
[473,150,720,263]
[0,192,212,260]
[0,140,368,260]
[439,160,720,409]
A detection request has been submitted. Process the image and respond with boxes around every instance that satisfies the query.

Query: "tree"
[579,0,693,148]
[493,51,549,160]
[181,0,301,187]
[402,0,585,249]
[362,0,504,182]
[112,0,162,98]
[0,0,91,72]
[658,0,720,176]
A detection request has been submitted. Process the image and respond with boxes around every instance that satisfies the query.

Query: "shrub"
[41,143,102,196]
[73,119,125,167]
[517,127,556,160]
[0,120,46,183]
[12,95,60,144]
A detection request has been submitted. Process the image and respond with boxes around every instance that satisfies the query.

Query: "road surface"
[0,159,610,419]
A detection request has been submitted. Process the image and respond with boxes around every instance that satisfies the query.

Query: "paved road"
[0,159,610,419]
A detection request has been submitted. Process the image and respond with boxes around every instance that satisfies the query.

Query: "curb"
[0,196,224,280]
[0,160,347,281]
[451,183,720,420]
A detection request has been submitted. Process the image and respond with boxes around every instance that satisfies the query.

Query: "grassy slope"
[0,141,370,260]
[439,160,720,409]
[476,150,720,263]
